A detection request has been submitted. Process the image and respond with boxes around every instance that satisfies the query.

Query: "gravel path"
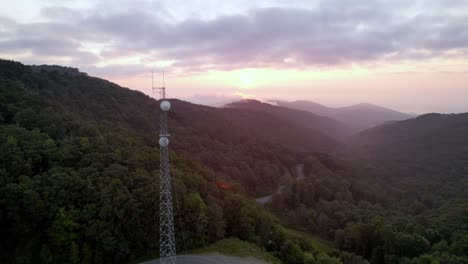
[141,253,270,264]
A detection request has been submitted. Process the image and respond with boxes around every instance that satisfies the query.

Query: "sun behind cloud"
[240,75,253,90]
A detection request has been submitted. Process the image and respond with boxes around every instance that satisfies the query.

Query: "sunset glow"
[1,0,468,113]
[2,2,468,263]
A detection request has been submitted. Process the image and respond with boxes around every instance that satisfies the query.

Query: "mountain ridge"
[348,112,468,202]
[350,112,468,147]
[272,99,414,130]
[2,59,468,264]
[225,99,356,141]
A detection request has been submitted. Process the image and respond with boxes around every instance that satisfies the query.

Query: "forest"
[0,59,467,264]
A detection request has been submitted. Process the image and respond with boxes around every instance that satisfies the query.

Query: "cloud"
[1,0,468,75]
[82,63,153,77]
[182,93,244,107]
[0,18,99,65]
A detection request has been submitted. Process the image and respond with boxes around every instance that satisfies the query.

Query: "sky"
[1,0,468,113]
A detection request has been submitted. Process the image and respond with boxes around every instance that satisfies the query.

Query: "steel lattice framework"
[156,73,176,264]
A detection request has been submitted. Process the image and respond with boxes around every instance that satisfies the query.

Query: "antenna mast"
[153,71,176,264]
[153,71,166,99]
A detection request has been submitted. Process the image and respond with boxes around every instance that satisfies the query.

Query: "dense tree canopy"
[0,60,335,263]
[1,59,467,264]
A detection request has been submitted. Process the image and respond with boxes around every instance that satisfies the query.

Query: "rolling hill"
[273,100,414,130]
[0,59,288,262]
[0,59,347,263]
[350,113,468,149]
[2,59,467,264]
[173,99,343,154]
[225,99,355,140]
[349,113,468,202]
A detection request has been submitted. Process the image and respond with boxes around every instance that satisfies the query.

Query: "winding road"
[255,164,304,204]
[296,164,305,180]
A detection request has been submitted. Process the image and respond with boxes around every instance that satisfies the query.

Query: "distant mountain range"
[173,99,345,153]
[271,100,415,131]
[349,112,468,200]
[2,59,468,264]
[351,112,468,154]
[224,99,356,149]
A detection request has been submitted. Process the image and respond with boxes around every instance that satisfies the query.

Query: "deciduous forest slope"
[1,60,467,264]
[273,100,413,130]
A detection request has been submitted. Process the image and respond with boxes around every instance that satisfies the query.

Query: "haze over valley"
[1,60,467,264]
[1,0,468,264]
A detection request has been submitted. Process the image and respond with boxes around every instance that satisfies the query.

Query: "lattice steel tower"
[154,72,176,264]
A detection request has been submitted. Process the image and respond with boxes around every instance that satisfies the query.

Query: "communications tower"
[154,72,176,264]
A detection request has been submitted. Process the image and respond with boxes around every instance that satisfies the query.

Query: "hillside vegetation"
[349,113,468,203]
[273,100,413,130]
[0,60,346,264]
[226,99,354,142]
[1,60,467,264]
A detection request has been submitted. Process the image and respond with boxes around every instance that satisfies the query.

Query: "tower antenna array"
[153,71,166,99]
[153,71,176,264]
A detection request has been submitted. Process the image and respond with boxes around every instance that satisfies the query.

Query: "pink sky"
[107,63,468,114]
[1,0,468,113]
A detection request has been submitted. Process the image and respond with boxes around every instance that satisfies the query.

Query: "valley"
[256,164,304,204]
[0,60,467,264]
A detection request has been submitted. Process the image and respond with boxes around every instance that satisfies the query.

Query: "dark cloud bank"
[1,0,468,74]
